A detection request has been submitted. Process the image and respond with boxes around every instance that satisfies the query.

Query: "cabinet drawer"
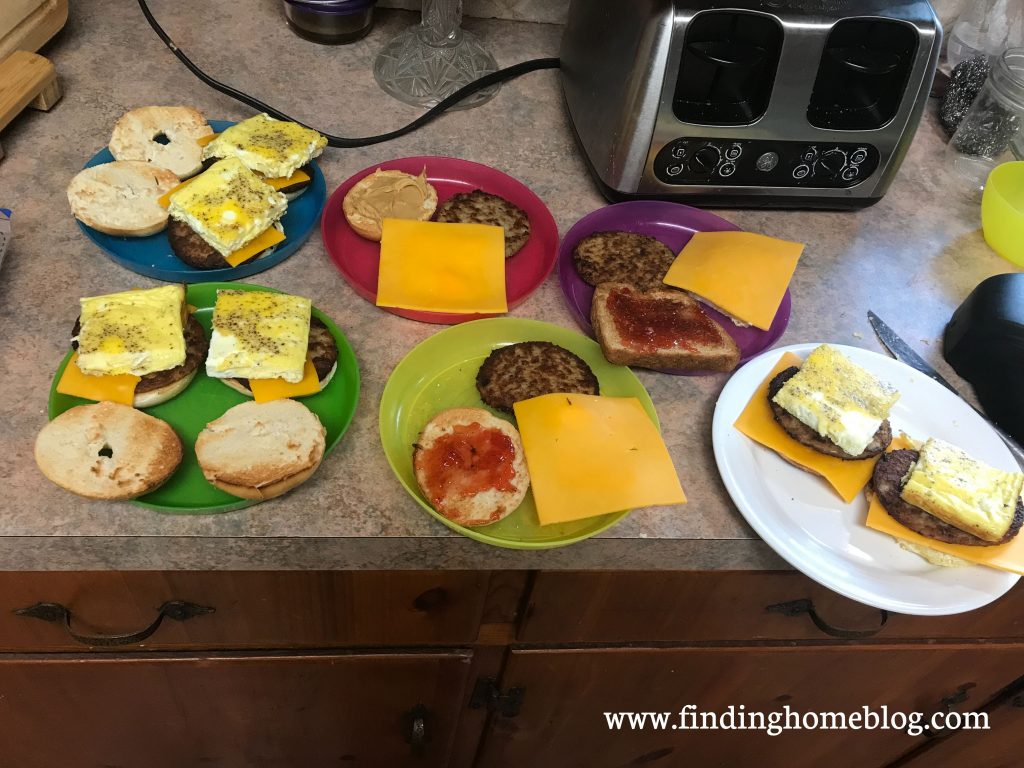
[0,649,473,768]
[520,571,1024,643]
[0,571,489,651]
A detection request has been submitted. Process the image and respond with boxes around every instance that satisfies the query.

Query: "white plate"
[712,342,1020,616]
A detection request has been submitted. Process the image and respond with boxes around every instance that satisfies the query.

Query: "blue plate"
[77,120,327,283]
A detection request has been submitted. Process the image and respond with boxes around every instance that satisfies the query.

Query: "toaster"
[560,0,942,209]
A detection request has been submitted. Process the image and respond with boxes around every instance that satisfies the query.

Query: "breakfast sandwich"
[769,345,899,460]
[205,289,338,402]
[433,190,530,259]
[872,437,1024,547]
[202,113,326,200]
[476,341,599,414]
[164,158,287,270]
[413,407,531,527]
[56,285,208,408]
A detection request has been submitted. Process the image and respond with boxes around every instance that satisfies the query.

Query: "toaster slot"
[673,11,783,126]
[807,19,918,130]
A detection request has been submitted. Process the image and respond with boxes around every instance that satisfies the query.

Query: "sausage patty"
[871,449,1024,546]
[476,341,599,414]
[767,366,892,460]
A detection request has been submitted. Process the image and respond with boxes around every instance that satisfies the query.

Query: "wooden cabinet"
[476,646,1024,768]
[0,650,473,768]
[0,570,1022,767]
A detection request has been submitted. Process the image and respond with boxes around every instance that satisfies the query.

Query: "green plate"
[379,317,659,549]
[48,283,360,514]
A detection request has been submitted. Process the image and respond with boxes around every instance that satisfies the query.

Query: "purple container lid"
[557,200,792,376]
[285,0,375,13]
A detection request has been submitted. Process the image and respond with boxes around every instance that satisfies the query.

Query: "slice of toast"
[591,282,741,372]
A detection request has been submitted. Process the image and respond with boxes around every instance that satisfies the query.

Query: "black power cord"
[136,0,560,148]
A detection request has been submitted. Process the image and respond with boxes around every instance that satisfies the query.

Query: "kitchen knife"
[867,310,1024,468]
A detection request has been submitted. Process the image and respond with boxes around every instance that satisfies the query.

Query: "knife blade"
[867,310,1024,468]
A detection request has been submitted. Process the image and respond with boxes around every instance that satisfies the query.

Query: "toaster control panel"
[653,139,879,188]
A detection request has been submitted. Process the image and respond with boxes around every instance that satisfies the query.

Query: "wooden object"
[0,0,68,61]
[0,50,61,161]
[475,645,1024,768]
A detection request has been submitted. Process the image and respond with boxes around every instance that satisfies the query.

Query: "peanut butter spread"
[346,169,434,227]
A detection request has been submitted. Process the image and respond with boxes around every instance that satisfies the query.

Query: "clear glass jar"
[948,48,1024,191]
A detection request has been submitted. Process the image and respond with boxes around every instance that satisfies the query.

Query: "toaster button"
[850,147,869,165]
[670,143,688,160]
[841,165,860,182]
[689,145,722,175]
[792,164,811,180]
[818,149,847,176]
[725,143,743,161]
[800,146,818,164]
[719,162,737,177]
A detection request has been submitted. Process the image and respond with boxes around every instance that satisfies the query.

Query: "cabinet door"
[897,687,1024,768]
[0,650,472,768]
[476,646,1024,768]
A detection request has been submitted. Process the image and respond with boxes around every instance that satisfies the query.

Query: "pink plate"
[322,156,559,324]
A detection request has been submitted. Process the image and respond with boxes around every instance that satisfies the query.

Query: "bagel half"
[67,161,179,237]
[342,169,438,241]
[196,399,326,501]
[413,408,530,527]
[109,106,213,178]
[35,402,183,500]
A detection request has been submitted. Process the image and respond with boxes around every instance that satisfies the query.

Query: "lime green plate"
[48,283,360,514]
[379,317,659,549]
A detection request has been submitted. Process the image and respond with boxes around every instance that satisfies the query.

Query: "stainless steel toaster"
[560,0,942,209]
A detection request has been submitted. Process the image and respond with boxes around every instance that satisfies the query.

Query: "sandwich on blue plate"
[163,157,287,270]
[202,113,326,201]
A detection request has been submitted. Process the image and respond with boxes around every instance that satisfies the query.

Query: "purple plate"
[557,200,792,376]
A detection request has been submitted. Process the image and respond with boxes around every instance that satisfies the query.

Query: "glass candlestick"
[373,0,499,109]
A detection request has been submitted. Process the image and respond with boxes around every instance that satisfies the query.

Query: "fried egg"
[772,344,899,456]
[167,158,287,258]
[202,114,327,179]
[76,285,186,376]
[901,437,1024,542]
[205,290,311,383]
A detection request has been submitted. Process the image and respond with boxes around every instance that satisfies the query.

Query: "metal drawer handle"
[766,598,888,639]
[403,704,429,754]
[14,601,215,647]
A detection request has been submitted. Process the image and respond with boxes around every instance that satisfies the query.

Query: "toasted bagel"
[196,399,326,501]
[108,106,213,178]
[35,402,182,500]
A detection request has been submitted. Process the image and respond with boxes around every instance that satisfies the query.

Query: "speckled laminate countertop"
[0,0,1014,570]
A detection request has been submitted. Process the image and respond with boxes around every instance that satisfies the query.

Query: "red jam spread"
[607,287,720,354]
[417,423,517,508]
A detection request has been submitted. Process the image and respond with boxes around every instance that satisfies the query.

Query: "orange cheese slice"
[158,169,310,208]
[56,352,140,406]
[663,231,803,331]
[513,394,686,525]
[734,351,879,503]
[222,226,286,267]
[865,436,1024,574]
[249,360,321,403]
[376,219,507,314]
